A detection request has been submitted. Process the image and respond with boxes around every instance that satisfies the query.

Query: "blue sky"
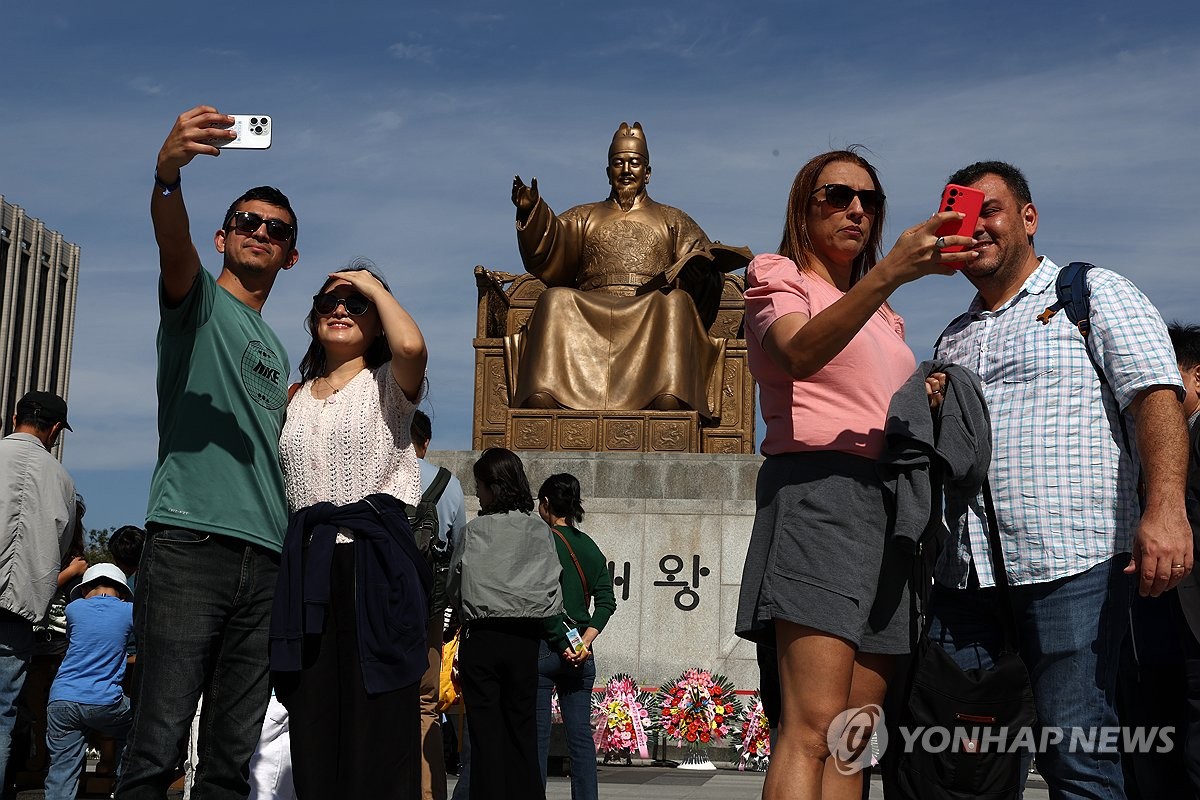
[3,1,1198,531]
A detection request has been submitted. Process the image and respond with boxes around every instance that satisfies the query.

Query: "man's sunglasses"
[313,292,371,316]
[811,184,885,215]
[226,210,296,243]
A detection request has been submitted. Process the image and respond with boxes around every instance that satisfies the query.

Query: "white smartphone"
[211,115,272,149]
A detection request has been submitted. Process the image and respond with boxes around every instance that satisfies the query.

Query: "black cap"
[16,391,72,431]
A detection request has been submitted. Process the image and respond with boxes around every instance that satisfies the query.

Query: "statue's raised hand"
[512,175,539,223]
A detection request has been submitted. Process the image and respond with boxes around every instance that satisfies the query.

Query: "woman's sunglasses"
[312,292,371,316]
[811,184,885,215]
[226,210,296,243]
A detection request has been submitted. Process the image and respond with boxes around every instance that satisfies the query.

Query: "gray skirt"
[735,451,910,655]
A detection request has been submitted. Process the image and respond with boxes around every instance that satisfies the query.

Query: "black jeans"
[117,528,278,800]
[460,620,544,800]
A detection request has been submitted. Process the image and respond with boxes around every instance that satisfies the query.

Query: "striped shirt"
[934,257,1182,587]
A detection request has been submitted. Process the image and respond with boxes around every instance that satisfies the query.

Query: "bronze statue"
[508,122,751,418]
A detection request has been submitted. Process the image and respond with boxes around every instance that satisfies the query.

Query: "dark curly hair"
[473,448,534,515]
[537,473,585,526]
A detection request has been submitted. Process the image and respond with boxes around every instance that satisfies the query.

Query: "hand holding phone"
[935,184,984,253]
[207,115,272,150]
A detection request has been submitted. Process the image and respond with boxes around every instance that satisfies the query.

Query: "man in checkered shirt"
[927,160,1191,799]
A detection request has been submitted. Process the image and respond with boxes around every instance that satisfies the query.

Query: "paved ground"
[10,764,1052,798]
[446,765,1054,799]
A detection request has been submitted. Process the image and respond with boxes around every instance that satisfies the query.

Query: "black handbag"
[891,479,1037,799]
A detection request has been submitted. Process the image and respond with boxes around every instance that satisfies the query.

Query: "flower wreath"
[734,690,771,771]
[657,668,741,748]
[591,673,657,760]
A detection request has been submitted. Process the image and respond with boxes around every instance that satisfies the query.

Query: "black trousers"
[459,619,544,800]
[275,544,420,800]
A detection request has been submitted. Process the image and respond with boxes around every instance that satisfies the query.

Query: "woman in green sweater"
[534,473,617,800]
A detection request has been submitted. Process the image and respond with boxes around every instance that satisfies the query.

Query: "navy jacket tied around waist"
[269,494,432,695]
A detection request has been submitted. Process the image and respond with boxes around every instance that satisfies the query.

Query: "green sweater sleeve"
[586,545,616,633]
[543,614,572,652]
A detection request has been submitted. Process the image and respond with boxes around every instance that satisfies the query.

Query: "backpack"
[407,467,453,565]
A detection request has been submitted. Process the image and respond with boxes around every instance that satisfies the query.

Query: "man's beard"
[613,183,641,211]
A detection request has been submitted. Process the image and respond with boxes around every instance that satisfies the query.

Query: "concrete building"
[0,195,80,455]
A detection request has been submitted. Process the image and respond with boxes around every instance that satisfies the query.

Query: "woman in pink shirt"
[735,150,975,800]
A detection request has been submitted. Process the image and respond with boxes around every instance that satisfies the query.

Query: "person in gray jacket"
[0,391,77,790]
[447,447,562,800]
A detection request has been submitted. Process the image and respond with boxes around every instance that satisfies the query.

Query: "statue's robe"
[507,194,747,419]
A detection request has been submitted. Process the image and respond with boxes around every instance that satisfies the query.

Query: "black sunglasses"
[812,184,885,215]
[227,210,296,243]
[313,292,371,316]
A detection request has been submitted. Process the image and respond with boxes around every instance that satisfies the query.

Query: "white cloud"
[129,76,167,96]
[389,42,435,63]
[366,110,405,133]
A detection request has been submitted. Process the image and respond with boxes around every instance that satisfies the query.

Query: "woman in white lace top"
[275,259,427,800]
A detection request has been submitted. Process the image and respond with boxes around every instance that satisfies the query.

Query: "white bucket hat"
[71,563,132,601]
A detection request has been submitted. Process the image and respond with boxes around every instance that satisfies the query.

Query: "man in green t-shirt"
[118,106,300,800]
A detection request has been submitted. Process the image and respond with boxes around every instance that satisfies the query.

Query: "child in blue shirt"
[43,563,133,800]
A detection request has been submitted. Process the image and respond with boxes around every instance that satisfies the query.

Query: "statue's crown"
[609,121,649,160]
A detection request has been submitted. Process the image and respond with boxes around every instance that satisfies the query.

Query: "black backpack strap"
[422,467,453,505]
[1050,262,1108,388]
[981,478,1021,652]
[1037,261,1096,337]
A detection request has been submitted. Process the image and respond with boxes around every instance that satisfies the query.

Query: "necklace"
[318,374,352,404]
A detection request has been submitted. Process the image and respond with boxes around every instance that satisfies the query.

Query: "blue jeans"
[45,696,133,800]
[0,612,32,790]
[117,528,278,800]
[928,556,1132,800]
[535,639,597,800]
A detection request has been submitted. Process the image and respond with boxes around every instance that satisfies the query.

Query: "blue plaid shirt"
[934,257,1183,588]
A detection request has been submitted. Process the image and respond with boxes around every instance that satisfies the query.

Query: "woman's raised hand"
[879,211,977,285]
[328,269,391,302]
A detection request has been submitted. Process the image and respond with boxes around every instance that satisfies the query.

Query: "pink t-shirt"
[745,253,916,460]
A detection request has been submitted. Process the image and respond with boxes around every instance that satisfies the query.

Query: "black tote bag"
[891,480,1037,799]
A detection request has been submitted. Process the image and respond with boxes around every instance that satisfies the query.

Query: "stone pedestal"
[429,449,763,692]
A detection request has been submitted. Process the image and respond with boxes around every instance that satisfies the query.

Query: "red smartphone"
[935,184,984,254]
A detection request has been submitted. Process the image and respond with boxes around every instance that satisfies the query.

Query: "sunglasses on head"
[313,292,371,316]
[812,184,885,215]
[227,210,296,243]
